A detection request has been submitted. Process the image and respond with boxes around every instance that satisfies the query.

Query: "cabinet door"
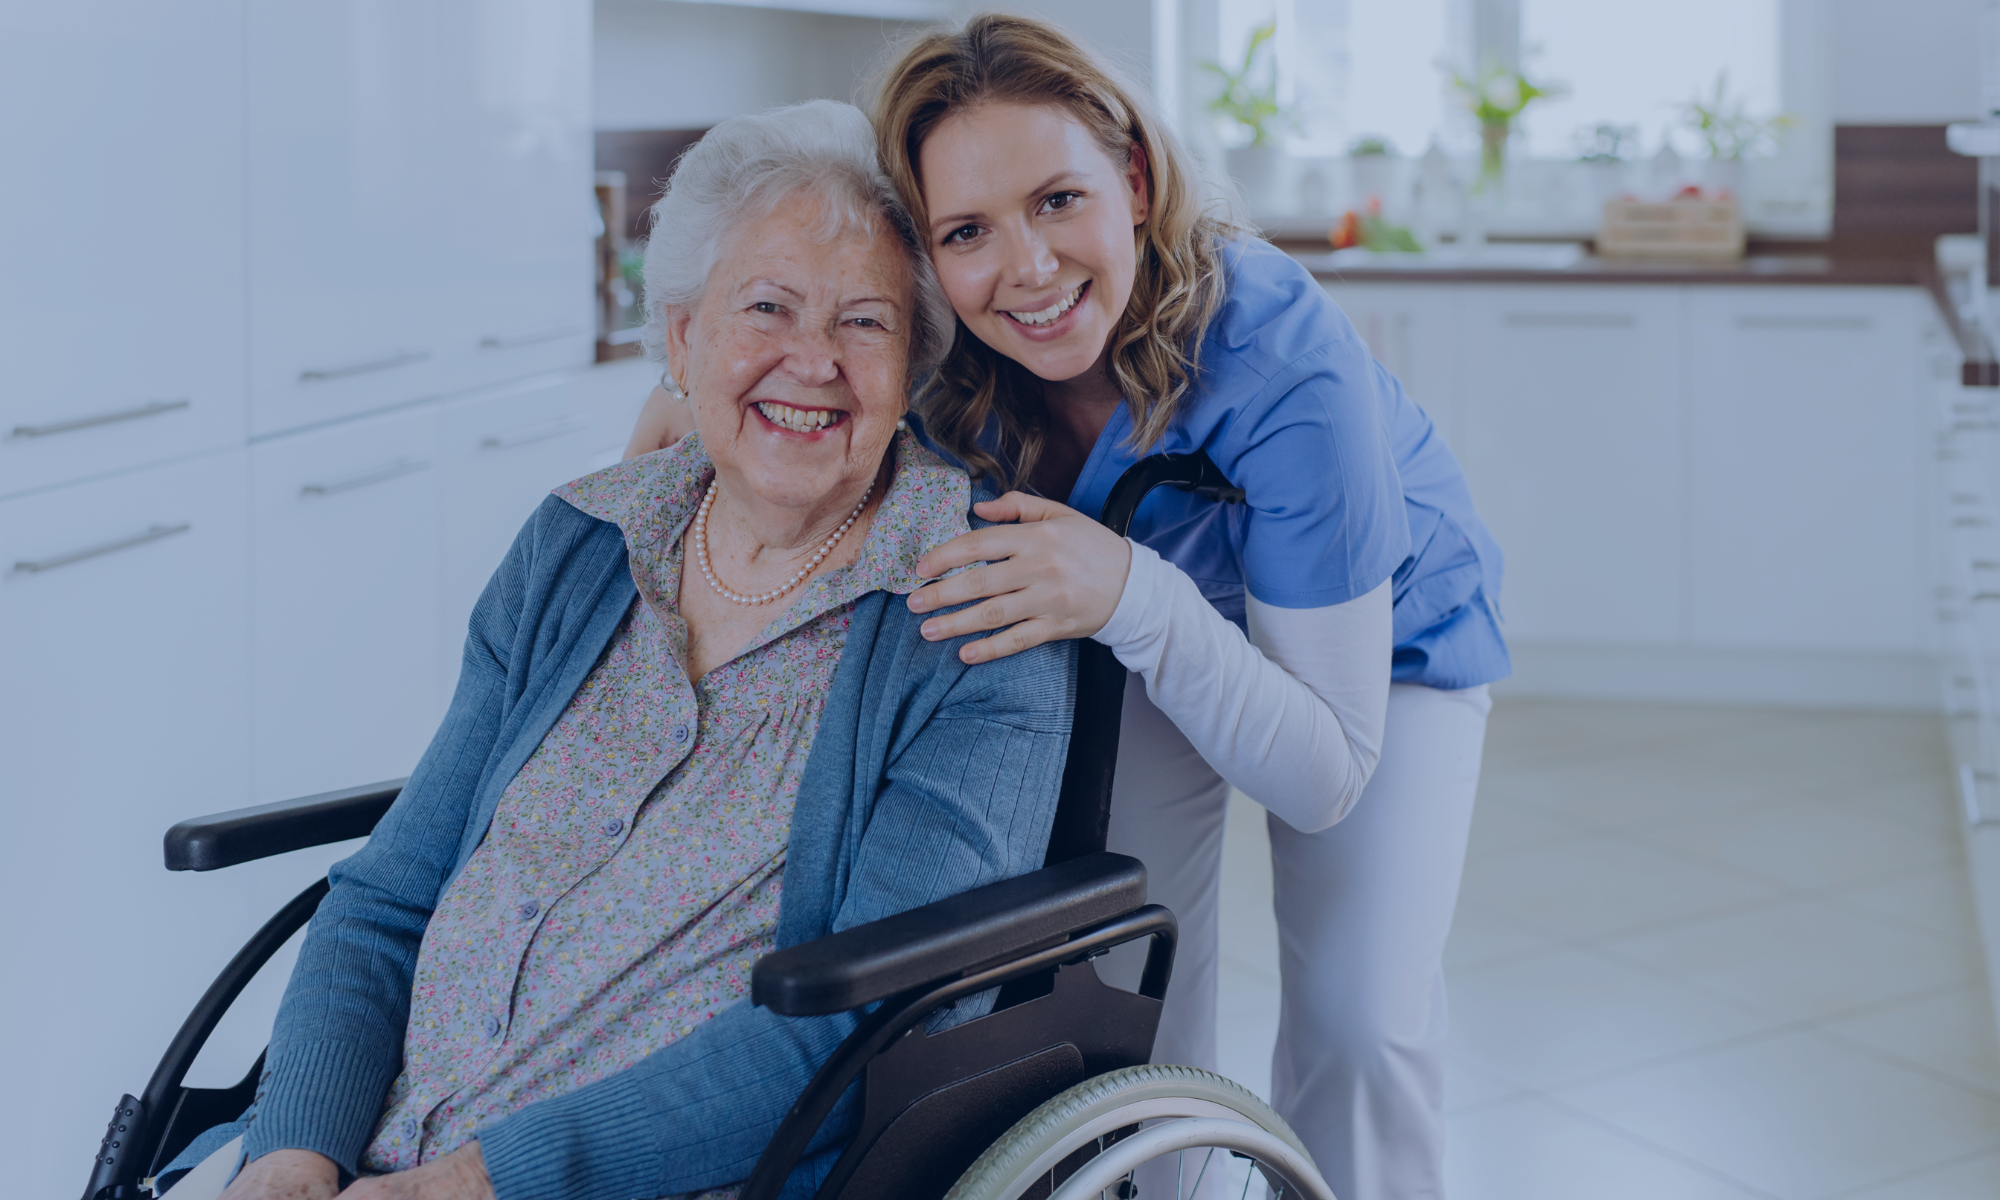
[1457,286,1687,644]
[436,0,597,392]
[1321,282,1464,448]
[252,405,447,801]
[0,451,256,1194]
[245,3,459,435]
[0,0,245,498]
[439,374,602,689]
[1686,287,1927,651]
[245,0,594,437]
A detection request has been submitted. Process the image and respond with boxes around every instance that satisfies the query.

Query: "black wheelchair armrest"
[163,778,406,872]
[750,851,1147,1017]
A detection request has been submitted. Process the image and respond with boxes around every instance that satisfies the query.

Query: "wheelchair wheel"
[944,1064,1335,1200]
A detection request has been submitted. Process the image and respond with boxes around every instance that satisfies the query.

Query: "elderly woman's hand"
[906,492,1131,663]
[217,1149,341,1200]
[337,1143,494,1200]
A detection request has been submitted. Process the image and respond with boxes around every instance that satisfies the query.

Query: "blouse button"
[517,900,539,921]
[602,817,624,837]
[672,723,690,743]
[484,1014,502,1039]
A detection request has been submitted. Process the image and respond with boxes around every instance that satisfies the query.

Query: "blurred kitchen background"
[9,1,2000,1198]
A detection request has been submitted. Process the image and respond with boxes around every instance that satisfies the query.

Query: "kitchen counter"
[1284,239,1998,386]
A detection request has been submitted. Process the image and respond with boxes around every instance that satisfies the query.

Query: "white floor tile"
[1482,699,1792,772]
[1835,866,1984,949]
[1819,984,2000,1096]
[1459,828,1784,940]
[1443,1093,1766,1200]
[1839,1150,2000,1200]
[1820,774,1963,839]
[1630,799,1958,892]
[1554,1030,2000,1200]
[1448,944,1783,1088]
[1443,898,1567,971]
[1487,755,1791,831]
[1443,1056,1527,1114]
[1464,797,1585,858]
[1603,897,1978,1022]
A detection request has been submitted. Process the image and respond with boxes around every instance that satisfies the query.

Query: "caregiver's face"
[664,198,911,512]
[919,102,1149,385]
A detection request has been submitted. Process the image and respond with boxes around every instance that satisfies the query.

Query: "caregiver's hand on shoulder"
[338,1142,493,1200]
[908,492,1131,664]
[623,386,698,461]
[218,1149,340,1200]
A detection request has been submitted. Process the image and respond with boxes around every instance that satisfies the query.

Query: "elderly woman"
[160,99,1075,1200]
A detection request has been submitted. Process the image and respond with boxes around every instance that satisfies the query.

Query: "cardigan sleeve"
[473,635,1076,1200]
[240,518,534,1174]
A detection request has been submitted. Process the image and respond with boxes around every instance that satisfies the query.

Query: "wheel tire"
[944,1063,1335,1200]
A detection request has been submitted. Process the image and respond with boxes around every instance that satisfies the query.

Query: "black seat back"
[1042,450,1245,866]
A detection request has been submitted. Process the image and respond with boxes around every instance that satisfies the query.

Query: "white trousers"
[1099,676,1490,1200]
[156,1136,241,1199]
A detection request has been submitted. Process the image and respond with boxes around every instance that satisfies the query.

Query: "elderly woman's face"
[665,202,912,514]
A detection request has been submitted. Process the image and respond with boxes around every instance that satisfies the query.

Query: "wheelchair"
[82,452,1336,1200]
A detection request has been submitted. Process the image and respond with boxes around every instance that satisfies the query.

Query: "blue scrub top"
[936,237,1510,691]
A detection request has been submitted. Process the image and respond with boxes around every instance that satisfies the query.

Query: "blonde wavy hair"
[873,13,1241,486]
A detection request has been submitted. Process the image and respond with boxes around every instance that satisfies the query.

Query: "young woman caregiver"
[626,15,1508,1198]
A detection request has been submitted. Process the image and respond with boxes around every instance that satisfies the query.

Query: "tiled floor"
[1214,698,2000,1200]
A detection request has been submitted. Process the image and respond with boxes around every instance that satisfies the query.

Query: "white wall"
[1829,0,1981,123]
[593,0,918,130]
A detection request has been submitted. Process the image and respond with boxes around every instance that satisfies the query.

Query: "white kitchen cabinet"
[437,0,598,394]
[1321,282,1465,449]
[245,0,592,437]
[251,405,447,802]
[1456,286,1688,645]
[438,373,603,690]
[0,0,246,499]
[0,450,260,1193]
[1686,287,1929,653]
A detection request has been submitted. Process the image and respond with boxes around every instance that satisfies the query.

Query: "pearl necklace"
[693,479,873,606]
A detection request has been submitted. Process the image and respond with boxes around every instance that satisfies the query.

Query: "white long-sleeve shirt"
[1091,540,1391,833]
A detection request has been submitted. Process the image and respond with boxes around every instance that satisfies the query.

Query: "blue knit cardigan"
[199,491,1074,1199]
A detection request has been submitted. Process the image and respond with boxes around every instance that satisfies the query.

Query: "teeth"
[1007,282,1084,328]
[755,402,842,433]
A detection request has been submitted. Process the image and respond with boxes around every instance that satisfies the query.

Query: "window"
[1515,0,1782,160]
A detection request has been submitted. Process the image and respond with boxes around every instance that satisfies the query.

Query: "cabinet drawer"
[251,404,447,801]
[1455,286,1687,644]
[0,450,257,1182]
[1686,286,1926,652]
[439,373,603,678]
[0,0,246,498]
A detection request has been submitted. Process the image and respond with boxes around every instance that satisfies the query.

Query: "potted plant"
[1449,62,1563,189]
[1348,135,1399,212]
[1678,70,1792,198]
[1202,19,1290,210]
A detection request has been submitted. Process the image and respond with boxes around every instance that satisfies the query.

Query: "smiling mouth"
[754,401,848,433]
[1003,281,1087,328]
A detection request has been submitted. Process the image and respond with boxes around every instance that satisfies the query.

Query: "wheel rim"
[1046,1117,1327,1200]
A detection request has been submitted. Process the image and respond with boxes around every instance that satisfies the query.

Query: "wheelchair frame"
[83,451,1255,1200]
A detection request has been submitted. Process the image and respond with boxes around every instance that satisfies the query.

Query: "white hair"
[640,99,953,380]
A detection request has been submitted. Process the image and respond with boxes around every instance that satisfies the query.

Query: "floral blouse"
[359,431,968,1193]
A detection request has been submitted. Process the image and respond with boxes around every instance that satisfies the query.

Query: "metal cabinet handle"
[9,398,190,439]
[300,457,432,497]
[299,351,429,383]
[10,522,191,575]
[481,416,588,450]
[1502,313,1637,328]
[480,322,590,350]
[1735,315,1872,331]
